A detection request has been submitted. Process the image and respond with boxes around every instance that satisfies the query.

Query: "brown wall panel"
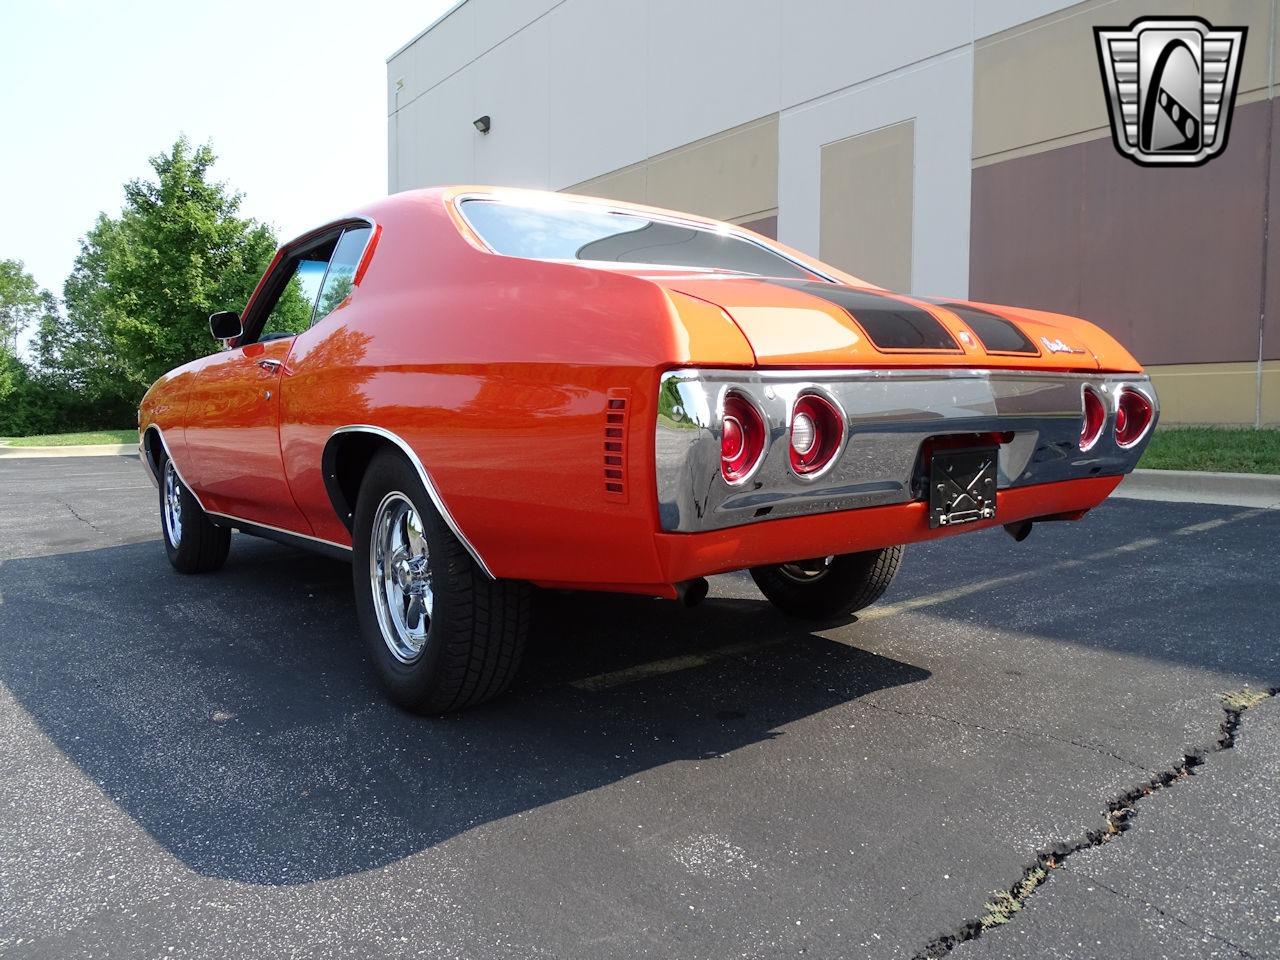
[972,100,1270,367]
[970,145,1085,319]
[739,214,778,240]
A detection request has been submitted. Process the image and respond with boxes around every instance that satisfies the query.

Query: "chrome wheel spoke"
[406,509,426,559]
[369,492,433,663]
[163,461,184,545]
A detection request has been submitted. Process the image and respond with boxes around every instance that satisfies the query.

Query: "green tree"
[0,259,50,357]
[52,137,279,406]
[317,273,353,321]
[267,273,315,335]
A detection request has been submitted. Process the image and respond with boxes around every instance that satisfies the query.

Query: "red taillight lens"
[721,392,765,483]
[1080,386,1106,451]
[789,393,844,476]
[1115,387,1153,447]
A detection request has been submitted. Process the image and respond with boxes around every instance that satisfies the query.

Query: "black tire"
[159,456,231,574]
[750,546,903,621]
[351,450,531,714]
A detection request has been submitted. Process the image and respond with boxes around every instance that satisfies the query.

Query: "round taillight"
[1115,387,1153,448]
[1080,386,1106,451]
[790,393,844,476]
[721,392,765,484]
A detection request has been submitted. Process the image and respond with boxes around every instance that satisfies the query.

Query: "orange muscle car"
[139,187,1157,712]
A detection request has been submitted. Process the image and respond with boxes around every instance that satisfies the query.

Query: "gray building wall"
[389,0,1280,424]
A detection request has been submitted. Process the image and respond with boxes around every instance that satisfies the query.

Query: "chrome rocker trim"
[655,367,1158,533]
[214,515,352,562]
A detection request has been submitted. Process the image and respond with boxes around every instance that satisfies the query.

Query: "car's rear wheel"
[750,546,903,621]
[160,457,231,574]
[351,450,531,713]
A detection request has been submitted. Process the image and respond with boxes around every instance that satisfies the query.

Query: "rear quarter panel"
[278,191,751,588]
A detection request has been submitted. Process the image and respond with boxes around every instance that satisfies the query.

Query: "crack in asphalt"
[1073,869,1257,958]
[911,689,1280,959]
[858,701,1154,774]
[56,499,105,536]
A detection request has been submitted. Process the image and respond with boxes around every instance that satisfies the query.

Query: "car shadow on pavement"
[0,536,930,886]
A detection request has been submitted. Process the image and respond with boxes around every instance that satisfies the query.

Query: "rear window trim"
[453,193,837,284]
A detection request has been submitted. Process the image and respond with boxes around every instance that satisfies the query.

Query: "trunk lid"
[649,273,1132,372]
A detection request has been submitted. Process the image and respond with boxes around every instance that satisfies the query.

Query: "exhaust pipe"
[1003,520,1033,542]
[675,577,710,607]
[1004,508,1092,543]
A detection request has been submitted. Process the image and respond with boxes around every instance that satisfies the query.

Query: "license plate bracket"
[929,446,998,529]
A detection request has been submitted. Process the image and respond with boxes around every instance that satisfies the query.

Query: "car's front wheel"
[750,546,903,621]
[160,457,231,574]
[351,450,531,713]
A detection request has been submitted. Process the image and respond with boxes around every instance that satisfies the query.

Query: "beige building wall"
[566,115,779,225]
[1263,362,1280,425]
[818,121,914,291]
[1146,363,1275,426]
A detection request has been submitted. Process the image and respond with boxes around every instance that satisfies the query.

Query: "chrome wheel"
[163,460,183,546]
[369,491,433,664]
[777,555,835,583]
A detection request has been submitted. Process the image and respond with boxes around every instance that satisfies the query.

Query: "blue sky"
[0,0,451,343]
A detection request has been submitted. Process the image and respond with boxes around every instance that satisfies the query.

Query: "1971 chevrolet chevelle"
[139,187,1157,713]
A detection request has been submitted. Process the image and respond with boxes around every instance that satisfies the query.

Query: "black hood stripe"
[930,301,1040,356]
[764,279,961,353]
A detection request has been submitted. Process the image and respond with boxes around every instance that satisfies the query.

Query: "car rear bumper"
[653,474,1122,585]
[655,367,1156,533]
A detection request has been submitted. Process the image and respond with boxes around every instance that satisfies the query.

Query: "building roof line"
[386,0,471,63]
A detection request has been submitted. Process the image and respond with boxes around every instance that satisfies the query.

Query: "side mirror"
[209,310,243,341]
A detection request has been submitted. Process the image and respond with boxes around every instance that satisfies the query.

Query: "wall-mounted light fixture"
[473,115,491,134]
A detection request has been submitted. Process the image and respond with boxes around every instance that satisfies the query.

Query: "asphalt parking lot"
[1,455,1277,959]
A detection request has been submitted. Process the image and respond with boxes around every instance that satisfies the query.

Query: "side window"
[313,226,371,325]
[261,239,337,338]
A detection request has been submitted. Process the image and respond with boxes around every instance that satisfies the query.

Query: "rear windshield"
[459,198,817,279]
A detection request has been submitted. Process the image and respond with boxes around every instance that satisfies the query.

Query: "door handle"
[257,358,282,372]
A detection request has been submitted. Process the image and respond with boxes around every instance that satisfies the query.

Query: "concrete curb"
[0,443,138,459]
[1115,468,1280,508]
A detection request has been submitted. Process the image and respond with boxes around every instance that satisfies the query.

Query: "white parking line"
[1172,510,1266,535]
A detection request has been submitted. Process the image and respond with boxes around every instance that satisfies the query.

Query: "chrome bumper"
[655,368,1157,533]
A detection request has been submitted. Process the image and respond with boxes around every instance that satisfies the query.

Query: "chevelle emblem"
[1041,336,1086,355]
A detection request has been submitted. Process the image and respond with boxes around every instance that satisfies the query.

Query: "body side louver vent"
[604,388,630,502]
